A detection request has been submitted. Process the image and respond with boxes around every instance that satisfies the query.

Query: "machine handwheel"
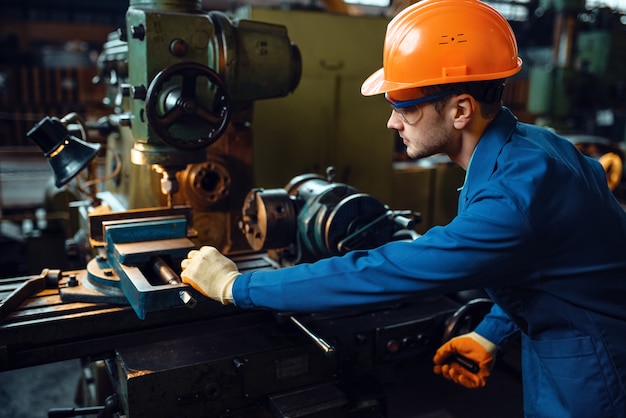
[145,62,230,150]
[441,298,493,343]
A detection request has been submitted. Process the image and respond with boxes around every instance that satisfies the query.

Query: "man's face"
[385,90,456,159]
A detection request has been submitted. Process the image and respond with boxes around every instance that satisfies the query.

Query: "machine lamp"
[27,116,101,188]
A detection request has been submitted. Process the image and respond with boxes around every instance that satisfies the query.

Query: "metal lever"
[48,406,105,417]
[48,393,120,417]
[447,353,480,373]
[289,315,335,358]
[152,256,197,309]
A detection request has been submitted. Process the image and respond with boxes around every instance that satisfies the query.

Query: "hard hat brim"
[361,67,410,96]
[361,58,523,97]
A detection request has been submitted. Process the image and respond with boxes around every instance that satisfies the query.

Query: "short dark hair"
[421,79,506,119]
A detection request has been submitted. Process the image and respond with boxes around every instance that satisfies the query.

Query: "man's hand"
[180,246,240,304]
[432,331,497,388]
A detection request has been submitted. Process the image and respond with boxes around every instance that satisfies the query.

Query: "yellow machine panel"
[237,7,395,204]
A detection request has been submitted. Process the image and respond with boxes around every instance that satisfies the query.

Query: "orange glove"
[433,331,497,389]
[180,246,240,304]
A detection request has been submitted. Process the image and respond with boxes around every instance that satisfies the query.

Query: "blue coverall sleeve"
[474,303,520,347]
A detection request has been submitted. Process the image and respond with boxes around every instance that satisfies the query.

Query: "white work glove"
[180,246,240,304]
[432,331,498,388]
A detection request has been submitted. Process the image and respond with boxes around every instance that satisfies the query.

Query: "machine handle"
[440,298,493,374]
[447,353,480,373]
[48,406,105,417]
[289,315,336,358]
[152,256,197,309]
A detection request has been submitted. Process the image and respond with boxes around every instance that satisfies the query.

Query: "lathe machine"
[0,1,493,416]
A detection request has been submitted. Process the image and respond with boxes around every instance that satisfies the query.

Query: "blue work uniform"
[232,107,626,417]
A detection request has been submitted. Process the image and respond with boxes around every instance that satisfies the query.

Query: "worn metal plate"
[0,253,277,371]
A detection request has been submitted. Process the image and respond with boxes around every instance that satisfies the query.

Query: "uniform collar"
[458,107,518,211]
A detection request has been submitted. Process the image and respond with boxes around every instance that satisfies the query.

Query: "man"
[181,0,626,416]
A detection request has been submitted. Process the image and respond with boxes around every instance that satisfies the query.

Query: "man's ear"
[452,94,476,130]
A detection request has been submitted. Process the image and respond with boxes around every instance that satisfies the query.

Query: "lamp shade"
[27,116,101,188]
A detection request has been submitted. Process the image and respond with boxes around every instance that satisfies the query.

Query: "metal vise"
[61,206,200,319]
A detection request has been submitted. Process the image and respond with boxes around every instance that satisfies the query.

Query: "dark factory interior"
[1,0,626,417]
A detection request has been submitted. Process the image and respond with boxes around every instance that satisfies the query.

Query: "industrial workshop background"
[2,0,626,275]
[0,0,625,417]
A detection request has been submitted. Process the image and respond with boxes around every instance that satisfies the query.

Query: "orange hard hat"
[361,0,523,96]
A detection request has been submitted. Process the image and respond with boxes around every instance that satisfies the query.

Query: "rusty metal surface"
[0,253,276,371]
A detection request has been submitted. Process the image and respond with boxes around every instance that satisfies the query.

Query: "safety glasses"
[385,90,457,124]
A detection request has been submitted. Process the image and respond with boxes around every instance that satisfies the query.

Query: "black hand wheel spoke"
[179,71,198,99]
[160,106,185,129]
[195,104,225,126]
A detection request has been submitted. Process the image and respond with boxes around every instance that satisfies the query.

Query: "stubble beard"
[406,113,450,160]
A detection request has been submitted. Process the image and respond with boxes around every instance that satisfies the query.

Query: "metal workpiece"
[240,187,298,251]
[151,255,197,309]
[240,171,421,263]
